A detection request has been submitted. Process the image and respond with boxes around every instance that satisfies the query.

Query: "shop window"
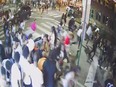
[90,9,94,18]
[96,12,101,21]
[103,15,106,24]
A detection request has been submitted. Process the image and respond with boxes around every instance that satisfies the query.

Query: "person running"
[88,36,99,62]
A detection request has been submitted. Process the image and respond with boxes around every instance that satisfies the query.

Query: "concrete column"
[82,0,91,24]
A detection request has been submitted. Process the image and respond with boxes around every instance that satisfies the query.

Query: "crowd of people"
[0,3,81,87]
[0,2,116,87]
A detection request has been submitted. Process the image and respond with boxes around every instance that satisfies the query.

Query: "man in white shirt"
[11,52,23,87]
[19,54,32,86]
[29,64,44,87]
[26,34,35,52]
[77,26,83,48]
[86,24,92,45]
[21,46,43,87]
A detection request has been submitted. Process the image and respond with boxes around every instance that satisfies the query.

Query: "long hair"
[48,44,61,61]
[51,26,57,46]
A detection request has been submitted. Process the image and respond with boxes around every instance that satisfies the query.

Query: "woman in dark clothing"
[3,19,9,36]
[63,13,67,26]
[43,49,57,87]
[88,37,99,62]
[61,13,67,26]
[5,30,12,58]
[68,17,75,31]
[51,26,57,47]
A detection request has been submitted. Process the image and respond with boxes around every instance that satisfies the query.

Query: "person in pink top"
[30,19,37,31]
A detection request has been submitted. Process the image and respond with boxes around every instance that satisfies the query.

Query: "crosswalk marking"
[0,34,4,39]
[0,31,4,35]
[25,21,62,39]
[24,28,34,36]
[36,25,51,35]
[32,32,41,40]
[51,21,59,25]
[41,23,52,30]
[45,22,57,27]
[0,28,3,32]
[53,15,62,18]
[47,12,62,18]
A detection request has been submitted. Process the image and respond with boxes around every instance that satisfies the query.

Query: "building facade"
[90,0,116,31]
[90,0,116,43]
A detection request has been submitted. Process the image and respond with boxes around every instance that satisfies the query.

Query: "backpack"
[106,83,114,87]
[38,58,46,71]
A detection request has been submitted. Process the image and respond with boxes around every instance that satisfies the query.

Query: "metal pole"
[76,0,88,65]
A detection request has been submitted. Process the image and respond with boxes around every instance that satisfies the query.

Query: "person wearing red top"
[64,35,70,45]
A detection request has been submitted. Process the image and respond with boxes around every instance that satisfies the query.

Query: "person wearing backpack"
[11,52,23,87]
[0,66,9,87]
[2,59,13,85]
[105,79,114,87]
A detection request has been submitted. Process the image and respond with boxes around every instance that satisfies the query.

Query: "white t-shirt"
[20,22,25,30]
[50,33,55,45]
[86,26,92,36]
[26,39,35,52]
[11,63,22,87]
[77,29,83,37]
[62,30,68,38]
[95,28,100,32]
[66,6,70,12]
[13,0,16,4]
[12,26,16,34]
[62,71,75,87]
[19,55,31,85]
[0,78,8,87]
[29,64,43,87]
